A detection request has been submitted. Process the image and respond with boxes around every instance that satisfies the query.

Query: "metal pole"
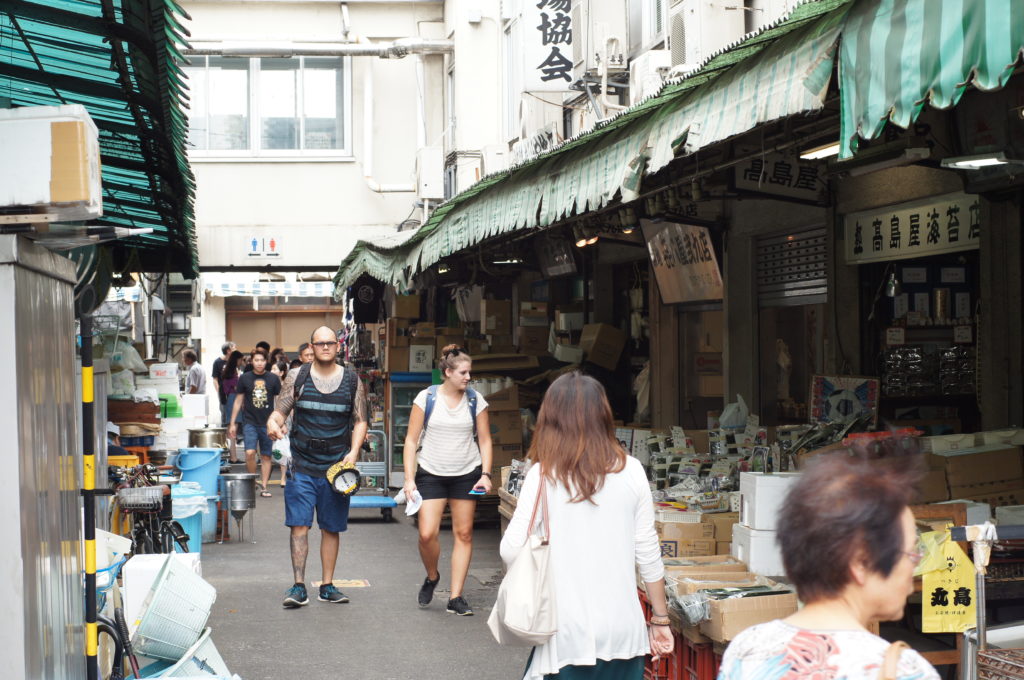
[81,313,98,680]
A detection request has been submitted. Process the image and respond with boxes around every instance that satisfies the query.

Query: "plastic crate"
[680,637,717,680]
[132,555,216,661]
[122,436,156,447]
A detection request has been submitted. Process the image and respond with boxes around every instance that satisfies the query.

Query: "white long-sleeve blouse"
[499,457,664,678]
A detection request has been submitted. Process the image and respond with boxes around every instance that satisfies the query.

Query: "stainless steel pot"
[148,450,174,466]
[221,472,257,515]
[188,427,228,449]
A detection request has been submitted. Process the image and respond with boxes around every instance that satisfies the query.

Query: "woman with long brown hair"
[500,372,673,679]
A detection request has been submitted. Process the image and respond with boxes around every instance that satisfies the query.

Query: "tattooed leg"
[290,526,309,583]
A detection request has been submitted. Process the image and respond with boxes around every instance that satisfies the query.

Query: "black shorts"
[415,465,483,500]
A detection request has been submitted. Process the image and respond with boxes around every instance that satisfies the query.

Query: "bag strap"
[293,362,313,400]
[423,384,439,431]
[880,641,910,680]
[467,387,478,440]
[526,470,550,545]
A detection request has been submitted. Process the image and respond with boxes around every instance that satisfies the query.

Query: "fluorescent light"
[493,258,523,265]
[800,142,840,160]
[941,152,1011,170]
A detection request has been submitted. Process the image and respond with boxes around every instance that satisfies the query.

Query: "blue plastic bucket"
[202,496,219,543]
[174,513,203,554]
[177,448,221,497]
[171,483,206,554]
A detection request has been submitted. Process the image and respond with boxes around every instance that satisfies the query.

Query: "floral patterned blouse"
[718,620,941,680]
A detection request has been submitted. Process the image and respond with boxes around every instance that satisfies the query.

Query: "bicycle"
[113,465,191,554]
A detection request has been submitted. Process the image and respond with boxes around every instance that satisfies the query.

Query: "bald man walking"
[268,326,368,609]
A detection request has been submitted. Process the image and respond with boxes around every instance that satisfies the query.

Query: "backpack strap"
[466,387,478,440]
[423,384,439,431]
[292,362,313,401]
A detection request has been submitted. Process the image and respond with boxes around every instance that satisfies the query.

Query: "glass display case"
[386,372,431,487]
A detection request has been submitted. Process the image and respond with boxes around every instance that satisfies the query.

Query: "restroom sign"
[246,236,281,258]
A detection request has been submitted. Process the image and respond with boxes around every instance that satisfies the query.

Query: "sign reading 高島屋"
[844,192,981,264]
[642,220,723,304]
[525,0,574,92]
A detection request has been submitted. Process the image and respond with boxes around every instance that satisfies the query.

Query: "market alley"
[200,477,525,680]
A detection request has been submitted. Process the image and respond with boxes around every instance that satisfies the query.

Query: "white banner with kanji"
[524,0,574,92]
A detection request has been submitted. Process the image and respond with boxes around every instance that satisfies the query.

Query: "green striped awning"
[839,0,1024,157]
[334,0,852,293]
[0,0,198,276]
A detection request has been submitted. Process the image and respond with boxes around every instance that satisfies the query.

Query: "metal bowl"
[188,427,228,449]
[148,450,174,466]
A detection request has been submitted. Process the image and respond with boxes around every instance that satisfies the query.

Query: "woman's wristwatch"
[480,471,492,478]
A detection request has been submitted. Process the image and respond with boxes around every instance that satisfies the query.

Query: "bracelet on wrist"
[649,622,671,627]
[480,472,492,478]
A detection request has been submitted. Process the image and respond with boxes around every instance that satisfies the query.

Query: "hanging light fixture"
[621,208,637,234]
[573,225,588,248]
[884,269,902,297]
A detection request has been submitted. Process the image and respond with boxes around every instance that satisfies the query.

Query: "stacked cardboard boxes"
[654,510,739,559]
[486,385,525,485]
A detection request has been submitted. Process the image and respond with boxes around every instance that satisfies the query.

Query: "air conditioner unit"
[629,49,671,104]
[482,144,509,176]
[669,0,745,71]
[572,0,628,77]
[416,146,445,200]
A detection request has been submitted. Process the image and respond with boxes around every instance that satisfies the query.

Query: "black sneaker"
[319,583,350,603]
[283,583,308,608]
[418,575,440,608]
[446,596,473,616]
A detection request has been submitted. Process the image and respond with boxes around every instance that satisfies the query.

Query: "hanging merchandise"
[921,539,976,633]
[350,274,384,324]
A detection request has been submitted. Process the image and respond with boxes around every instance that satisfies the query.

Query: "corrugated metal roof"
[0,0,198,276]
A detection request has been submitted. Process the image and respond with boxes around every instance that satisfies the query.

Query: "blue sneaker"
[319,583,350,603]
[283,583,308,608]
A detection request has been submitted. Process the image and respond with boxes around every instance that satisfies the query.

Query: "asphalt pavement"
[199,476,527,680]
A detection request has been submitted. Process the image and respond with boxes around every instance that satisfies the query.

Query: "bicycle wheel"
[133,519,155,554]
[165,520,190,553]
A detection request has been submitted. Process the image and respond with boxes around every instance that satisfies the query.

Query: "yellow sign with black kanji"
[922,540,976,633]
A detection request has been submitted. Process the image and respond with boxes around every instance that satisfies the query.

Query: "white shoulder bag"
[488,473,557,646]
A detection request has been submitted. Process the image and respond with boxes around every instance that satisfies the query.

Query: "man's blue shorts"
[284,469,350,533]
[242,423,273,456]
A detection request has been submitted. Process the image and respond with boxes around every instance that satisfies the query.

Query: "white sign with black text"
[734,151,825,203]
[844,192,981,264]
[524,0,574,92]
[642,220,724,304]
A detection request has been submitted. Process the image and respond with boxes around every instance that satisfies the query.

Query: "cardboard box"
[435,335,466,355]
[656,521,716,541]
[660,538,716,559]
[706,512,739,542]
[386,318,410,346]
[961,487,1024,507]
[517,326,550,356]
[917,468,950,503]
[555,310,585,332]
[486,334,513,345]
[488,410,523,445]
[699,590,798,642]
[520,301,548,313]
[698,375,725,397]
[471,354,541,371]
[466,338,490,355]
[409,344,434,372]
[580,323,627,370]
[436,326,465,336]
[716,541,732,555]
[668,573,758,595]
[491,443,524,468]
[519,312,550,328]
[385,346,409,372]
[394,294,421,319]
[481,299,512,334]
[553,344,584,364]
[929,446,1023,497]
[486,385,520,411]
[411,322,436,338]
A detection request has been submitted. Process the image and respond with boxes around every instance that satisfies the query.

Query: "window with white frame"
[185,56,351,156]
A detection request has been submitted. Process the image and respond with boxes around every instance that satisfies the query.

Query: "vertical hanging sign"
[525,0,574,92]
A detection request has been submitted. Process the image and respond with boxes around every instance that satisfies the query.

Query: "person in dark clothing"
[268,326,367,609]
[106,422,131,458]
[212,342,235,425]
[228,348,282,495]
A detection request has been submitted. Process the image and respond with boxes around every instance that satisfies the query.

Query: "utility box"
[416,146,444,200]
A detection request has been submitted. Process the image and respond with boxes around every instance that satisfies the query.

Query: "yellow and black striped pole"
[80,313,98,680]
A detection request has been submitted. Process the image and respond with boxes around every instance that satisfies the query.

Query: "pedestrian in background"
[182,349,206,395]
[718,440,938,680]
[228,348,282,496]
[212,341,235,425]
[402,345,493,616]
[268,326,368,609]
[220,349,245,463]
[298,342,314,364]
[500,372,672,679]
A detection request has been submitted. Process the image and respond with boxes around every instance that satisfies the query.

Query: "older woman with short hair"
[718,441,940,680]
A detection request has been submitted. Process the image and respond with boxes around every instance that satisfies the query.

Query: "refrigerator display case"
[386,372,431,488]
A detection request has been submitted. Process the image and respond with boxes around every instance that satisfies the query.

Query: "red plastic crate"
[680,638,717,680]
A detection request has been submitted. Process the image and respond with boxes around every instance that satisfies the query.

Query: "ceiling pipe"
[183,37,453,59]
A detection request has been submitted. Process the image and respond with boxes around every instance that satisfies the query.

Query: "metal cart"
[349,429,397,521]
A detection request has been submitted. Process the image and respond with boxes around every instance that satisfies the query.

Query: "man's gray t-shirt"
[186,363,206,394]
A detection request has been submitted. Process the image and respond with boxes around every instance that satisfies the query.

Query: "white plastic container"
[148,363,180,380]
[996,504,1024,526]
[122,553,202,637]
[738,472,801,531]
[976,429,1024,447]
[922,433,976,453]
[132,555,217,661]
[732,524,785,577]
[937,499,992,526]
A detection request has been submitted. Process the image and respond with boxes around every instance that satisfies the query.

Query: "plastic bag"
[914,531,949,577]
[271,436,292,465]
[109,343,148,373]
[921,539,976,633]
[719,395,749,429]
[110,370,136,396]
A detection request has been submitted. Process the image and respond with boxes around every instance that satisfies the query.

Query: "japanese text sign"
[642,220,724,304]
[845,192,981,264]
[525,0,574,92]
[734,152,825,203]
[922,539,976,633]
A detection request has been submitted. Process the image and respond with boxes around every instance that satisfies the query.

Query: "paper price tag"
[886,327,906,346]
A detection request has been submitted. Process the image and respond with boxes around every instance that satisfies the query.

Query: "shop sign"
[694,352,723,374]
[733,151,825,203]
[844,192,981,264]
[642,220,724,304]
[511,123,559,166]
[204,281,334,298]
[525,0,574,92]
[246,236,281,259]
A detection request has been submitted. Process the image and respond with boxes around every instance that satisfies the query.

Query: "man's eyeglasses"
[312,341,338,349]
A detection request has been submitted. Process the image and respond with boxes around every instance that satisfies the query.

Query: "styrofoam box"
[922,433,976,453]
[732,524,785,577]
[996,505,1024,526]
[123,553,201,636]
[976,429,1024,447]
[739,472,801,532]
[937,499,992,526]
[148,363,180,380]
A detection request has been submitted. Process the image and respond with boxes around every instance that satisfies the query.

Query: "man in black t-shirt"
[212,341,235,425]
[228,348,282,495]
